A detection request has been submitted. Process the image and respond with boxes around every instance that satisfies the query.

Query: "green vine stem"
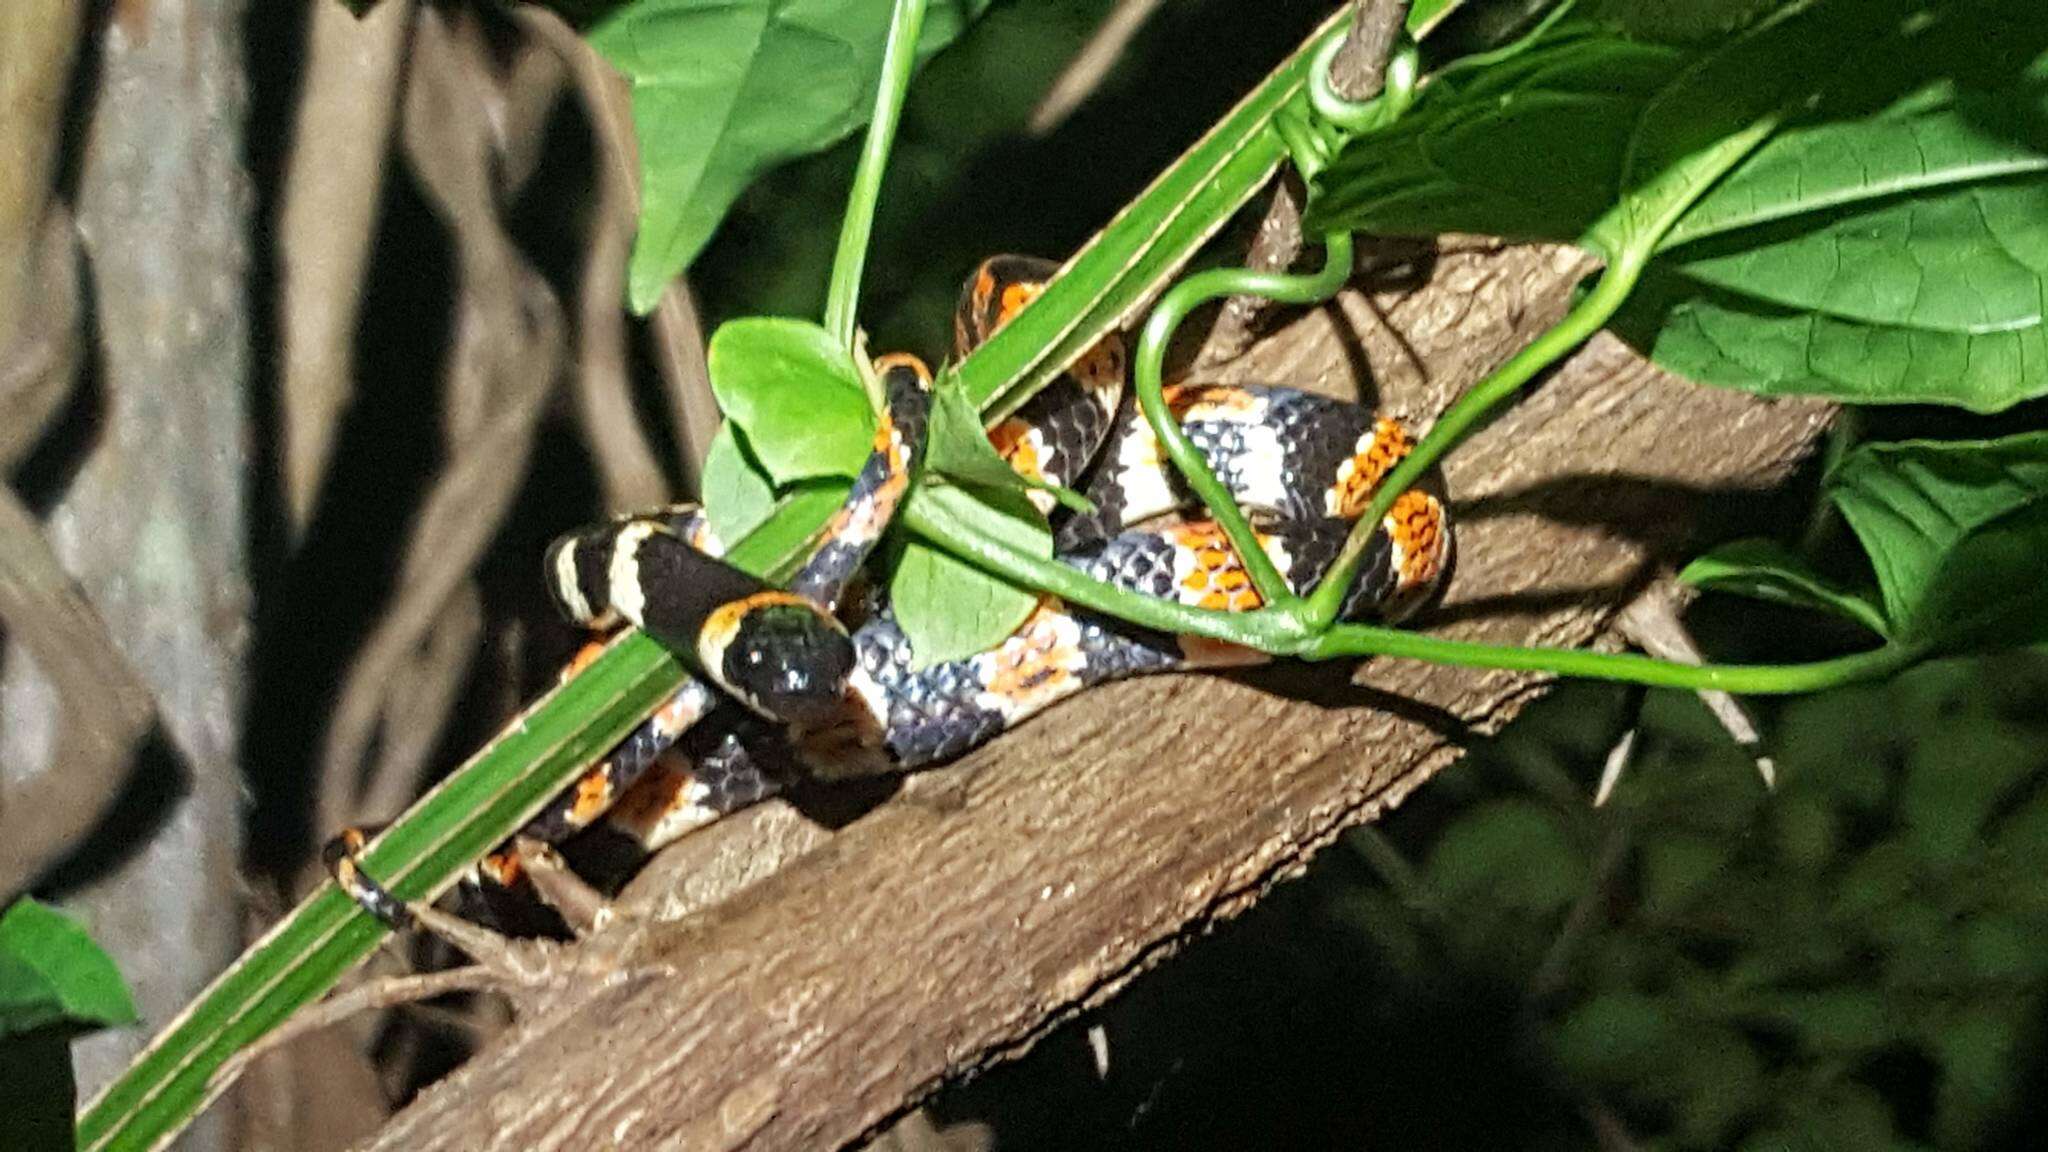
[1302,245,1651,628]
[905,476,1925,694]
[903,489,1297,649]
[1129,230,1356,609]
[1303,626,1926,693]
[1307,29,1420,131]
[823,0,927,351]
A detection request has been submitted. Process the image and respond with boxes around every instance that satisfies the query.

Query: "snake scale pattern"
[327,256,1451,926]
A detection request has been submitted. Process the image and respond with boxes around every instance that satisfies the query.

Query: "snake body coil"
[329,257,1451,921]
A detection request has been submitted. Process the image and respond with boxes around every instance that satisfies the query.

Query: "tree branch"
[354,242,1829,1151]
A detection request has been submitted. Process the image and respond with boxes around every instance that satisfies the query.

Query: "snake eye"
[720,601,855,726]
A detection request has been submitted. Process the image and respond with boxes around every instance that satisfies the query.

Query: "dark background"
[10,1,2047,1148]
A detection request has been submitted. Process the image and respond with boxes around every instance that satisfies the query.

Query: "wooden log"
[356,241,1830,1151]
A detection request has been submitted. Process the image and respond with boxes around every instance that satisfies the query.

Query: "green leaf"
[889,482,1049,670]
[924,376,1095,515]
[706,317,874,484]
[1680,538,1891,637]
[886,377,1069,668]
[1613,264,2048,412]
[1305,0,1880,247]
[1555,990,1682,1084]
[1624,181,2048,414]
[590,0,992,311]
[1675,177,2045,351]
[1659,71,2048,251]
[1308,0,1970,252]
[700,423,779,543]
[1307,11,1692,244]
[1313,0,2048,411]
[1613,5,2048,411]
[1424,799,1586,915]
[0,899,137,1038]
[1576,0,1852,260]
[1826,431,2048,653]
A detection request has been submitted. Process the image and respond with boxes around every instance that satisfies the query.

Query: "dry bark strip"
[316,8,568,837]
[357,242,1831,1151]
[23,6,258,1149]
[276,0,413,538]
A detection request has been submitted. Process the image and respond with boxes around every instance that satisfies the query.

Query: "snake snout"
[722,602,856,726]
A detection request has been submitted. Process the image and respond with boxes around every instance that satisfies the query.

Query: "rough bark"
[2,4,256,1152]
[357,241,1830,1151]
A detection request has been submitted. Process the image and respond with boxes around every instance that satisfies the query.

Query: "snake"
[327,256,1452,927]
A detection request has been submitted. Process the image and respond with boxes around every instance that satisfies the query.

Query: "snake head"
[701,594,856,727]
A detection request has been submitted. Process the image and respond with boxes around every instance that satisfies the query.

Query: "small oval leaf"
[701,424,778,544]
[707,318,874,485]
[924,375,1096,514]
[889,483,1050,669]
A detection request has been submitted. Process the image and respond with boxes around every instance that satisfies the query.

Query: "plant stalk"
[1130,231,1356,609]
[1304,246,1650,627]
[904,486,1924,696]
[824,0,928,351]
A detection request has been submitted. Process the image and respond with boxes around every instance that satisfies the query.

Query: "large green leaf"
[1659,64,2048,251]
[1307,0,1941,249]
[1613,263,2047,412]
[591,0,992,311]
[1311,0,2047,412]
[1827,432,2048,653]
[1305,11,1690,244]
[1671,184,2047,338]
[1615,17,2048,411]
[0,899,136,1039]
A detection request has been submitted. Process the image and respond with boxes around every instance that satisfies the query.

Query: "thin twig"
[1028,0,1166,136]
[1614,587,1776,795]
[512,835,619,937]
[515,6,671,513]
[1201,174,1304,365]
[574,27,720,489]
[1329,0,1411,102]
[212,967,510,1092]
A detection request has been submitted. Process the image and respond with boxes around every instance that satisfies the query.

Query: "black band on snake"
[327,257,1451,926]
